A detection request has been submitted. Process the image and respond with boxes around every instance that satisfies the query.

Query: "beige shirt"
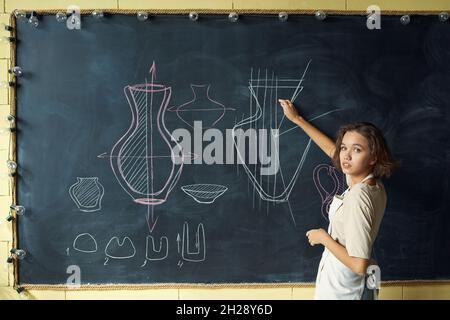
[330,180,387,259]
[315,176,387,299]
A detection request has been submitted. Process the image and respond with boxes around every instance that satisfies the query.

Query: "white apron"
[314,173,374,300]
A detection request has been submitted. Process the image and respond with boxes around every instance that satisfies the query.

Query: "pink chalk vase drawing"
[110,62,184,205]
[312,164,345,220]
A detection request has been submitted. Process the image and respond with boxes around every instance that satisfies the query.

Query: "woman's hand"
[278,99,301,123]
[306,228,329,246]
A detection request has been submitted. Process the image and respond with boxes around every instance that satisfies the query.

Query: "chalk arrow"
[148,215,159,234]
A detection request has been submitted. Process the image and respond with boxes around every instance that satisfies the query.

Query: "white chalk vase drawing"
[168,84,231,129]
[110,62,184,205]
[231,64,313,203]
[69,177,104,212]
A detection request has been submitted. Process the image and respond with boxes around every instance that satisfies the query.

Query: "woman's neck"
[346,171,373,189]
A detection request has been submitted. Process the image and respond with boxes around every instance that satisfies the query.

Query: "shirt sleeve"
[343,187,374,259]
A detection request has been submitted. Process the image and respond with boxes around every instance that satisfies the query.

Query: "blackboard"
[15,13,450,285]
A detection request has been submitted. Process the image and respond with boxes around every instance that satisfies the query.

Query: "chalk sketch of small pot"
[181,184,228,204]
[104,236,136,265]
[69,177,104,212]
[73,233,98,253]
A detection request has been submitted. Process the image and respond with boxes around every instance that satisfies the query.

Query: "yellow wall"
[1,0,450,300]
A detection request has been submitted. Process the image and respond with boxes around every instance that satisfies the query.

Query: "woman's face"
[339,131,376,177]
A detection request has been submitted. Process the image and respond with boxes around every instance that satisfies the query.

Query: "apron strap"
[341,173,374,196]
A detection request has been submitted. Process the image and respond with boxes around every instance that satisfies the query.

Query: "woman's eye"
[354,148,361,153]
[340,146,346,151]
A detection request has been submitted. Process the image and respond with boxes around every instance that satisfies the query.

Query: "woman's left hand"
[306,228,328,246]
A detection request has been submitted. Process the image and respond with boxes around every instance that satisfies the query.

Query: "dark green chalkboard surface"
[16,14,450,285]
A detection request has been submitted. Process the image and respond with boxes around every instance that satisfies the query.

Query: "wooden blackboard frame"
[8,9,450,290]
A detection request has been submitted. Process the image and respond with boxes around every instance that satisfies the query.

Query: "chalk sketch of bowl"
[181,184,228,204]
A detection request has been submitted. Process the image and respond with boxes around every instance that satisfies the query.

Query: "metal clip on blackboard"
[278,12,288,22]
[13,10,26,19]
[8,66,23,78]
[6,205,24,222]
[28,12,39,28]
[400,15,411,25]
[6,160,17,176]
[55,12,68,23]
[0,36,14,43]
[0,115,16,136]
[9,248,27,260]
[0,80,14,88]
[12,10,38,27]
[16,286,27,298]
[189,12,199,22]
[439,12,449,22]
[1,22,13,31]
[92,10,105,19]
[315,11,327,21]
[6,115,15,124]
[137,11,149,21]
[10,205,25,216]
[228,12,239,23]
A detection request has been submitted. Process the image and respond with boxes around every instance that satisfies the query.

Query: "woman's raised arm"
[278,99,336,158]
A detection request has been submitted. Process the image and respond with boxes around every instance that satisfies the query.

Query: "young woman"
[278,99,399,300]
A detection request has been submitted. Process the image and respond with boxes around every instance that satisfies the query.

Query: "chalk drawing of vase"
[110,62,184,205]
[313,164,345,221]
[232,62,343,205]
[232,65,313,203]
[69,177,104,212]
[168,84,233,129]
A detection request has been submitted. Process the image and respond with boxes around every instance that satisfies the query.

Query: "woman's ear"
[369,156,377,166]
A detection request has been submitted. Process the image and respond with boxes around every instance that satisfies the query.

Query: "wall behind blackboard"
[16,14,450,285]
